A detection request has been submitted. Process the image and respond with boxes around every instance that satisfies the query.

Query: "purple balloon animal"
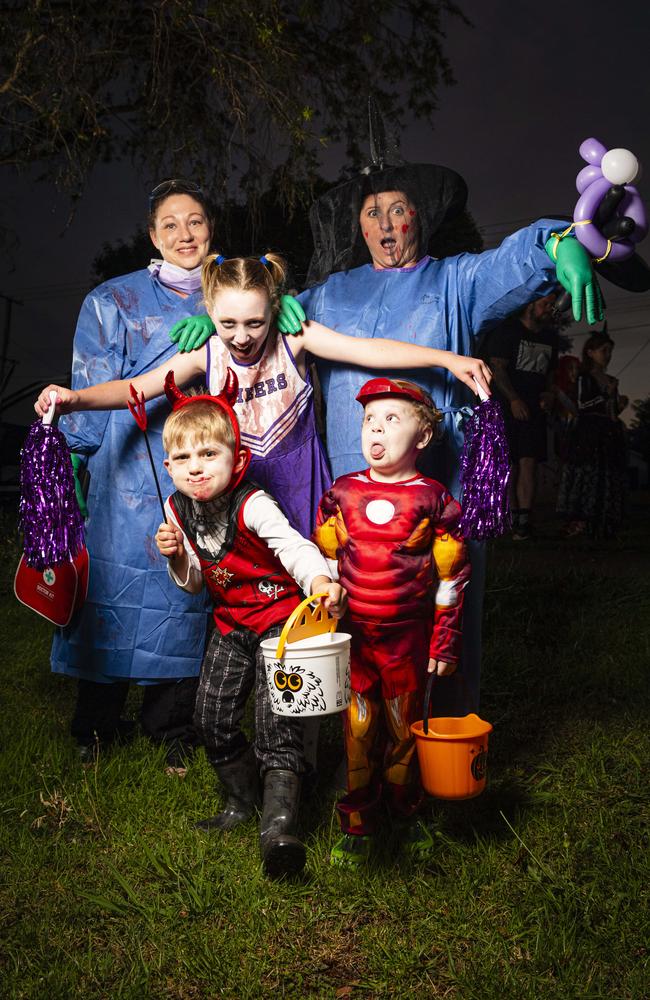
[573,137,647,262]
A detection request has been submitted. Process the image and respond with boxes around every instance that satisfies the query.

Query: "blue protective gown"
[298,219,562,713]
[53,269,210,683]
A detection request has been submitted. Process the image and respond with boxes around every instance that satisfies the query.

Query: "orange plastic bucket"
[410,673,493,800]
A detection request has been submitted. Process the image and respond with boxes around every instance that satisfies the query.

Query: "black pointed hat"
[306,99,467,287]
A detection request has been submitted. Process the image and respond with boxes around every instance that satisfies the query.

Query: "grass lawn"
[1,503,648,999]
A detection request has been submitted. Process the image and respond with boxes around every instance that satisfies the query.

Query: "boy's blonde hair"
[201,252,289,318]
[389,379,444,441]
[163,399,236,455]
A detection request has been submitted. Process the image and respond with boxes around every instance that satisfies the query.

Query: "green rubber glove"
[277,294,306,335]
[545,236,604,324]
[169,314,216,352]
[70,453,89,519]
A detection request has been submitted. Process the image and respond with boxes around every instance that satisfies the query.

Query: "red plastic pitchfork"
[127,384,167,521]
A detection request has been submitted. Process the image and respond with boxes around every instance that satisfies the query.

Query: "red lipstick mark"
[401,224,409,233]
[408,210,416,217]
[364,231,369,238]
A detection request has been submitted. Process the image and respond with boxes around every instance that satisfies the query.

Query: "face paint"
[359,190,420,269]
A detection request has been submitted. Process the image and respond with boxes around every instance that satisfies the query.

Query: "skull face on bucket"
[470,745,488,782]
[265,662,326,715]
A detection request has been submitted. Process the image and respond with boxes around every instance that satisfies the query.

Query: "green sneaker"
[330,833,372,868]
[400,819,435,860]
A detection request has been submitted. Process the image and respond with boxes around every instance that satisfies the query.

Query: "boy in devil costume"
[313,377,470,866]
[155,368,346,877]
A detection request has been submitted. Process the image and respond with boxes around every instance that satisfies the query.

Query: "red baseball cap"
[355,377,434,409]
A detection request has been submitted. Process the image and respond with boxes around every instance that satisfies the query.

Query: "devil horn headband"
[163,368,251,491]
[164,368,239,410]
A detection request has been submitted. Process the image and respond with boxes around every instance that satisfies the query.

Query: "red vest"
[169,484,301,637]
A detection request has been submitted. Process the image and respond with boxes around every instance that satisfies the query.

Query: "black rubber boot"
[195,747,259,831]
[259,769,306,877]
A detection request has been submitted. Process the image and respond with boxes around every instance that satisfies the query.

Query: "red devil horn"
[222,367,239,405]
[164,370,187,408]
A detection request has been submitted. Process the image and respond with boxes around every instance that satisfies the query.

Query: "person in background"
[485,293,559,540]
[557,331,628,538]
[552,354,580,468]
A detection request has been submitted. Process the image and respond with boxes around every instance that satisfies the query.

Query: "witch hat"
[306,97,467,286]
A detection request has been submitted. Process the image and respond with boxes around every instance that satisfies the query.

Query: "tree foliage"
[1,0,467,207]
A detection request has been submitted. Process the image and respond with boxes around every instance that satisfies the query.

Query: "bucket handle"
[274,592,334,659]
[421,670,474,734]
[422,670,437,736]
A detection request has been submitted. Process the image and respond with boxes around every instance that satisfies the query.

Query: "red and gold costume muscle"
[314,469,470,681]
[314,469,471,835]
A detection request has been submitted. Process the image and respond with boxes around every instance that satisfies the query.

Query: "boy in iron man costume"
[313,377,471,866]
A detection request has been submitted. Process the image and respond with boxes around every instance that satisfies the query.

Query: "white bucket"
[261,630,352,717]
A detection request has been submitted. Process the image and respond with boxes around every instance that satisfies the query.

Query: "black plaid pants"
[193,624,304,774]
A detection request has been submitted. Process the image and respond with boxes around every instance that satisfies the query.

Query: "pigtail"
[259,252,289,317]
[260,252,288,287]
[201,252,222,306]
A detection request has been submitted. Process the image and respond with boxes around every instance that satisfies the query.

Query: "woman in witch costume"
[277,137,605,717]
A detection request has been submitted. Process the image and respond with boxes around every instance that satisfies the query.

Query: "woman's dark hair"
[147,179,215,232]
[581,330,614,371]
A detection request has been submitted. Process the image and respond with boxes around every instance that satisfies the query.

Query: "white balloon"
[601,148,639,185]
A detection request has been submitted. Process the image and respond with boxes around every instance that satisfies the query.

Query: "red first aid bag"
[14,547,90,627]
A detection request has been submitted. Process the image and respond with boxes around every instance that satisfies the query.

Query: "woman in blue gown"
[55,180,214,763]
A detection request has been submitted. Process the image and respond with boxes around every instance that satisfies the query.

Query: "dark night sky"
[2,0,650,427]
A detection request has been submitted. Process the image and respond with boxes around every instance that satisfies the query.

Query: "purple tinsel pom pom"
[18,421,85,569]
[459,398,511,540]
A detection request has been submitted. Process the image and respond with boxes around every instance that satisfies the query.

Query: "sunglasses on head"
[148,180,204,212]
